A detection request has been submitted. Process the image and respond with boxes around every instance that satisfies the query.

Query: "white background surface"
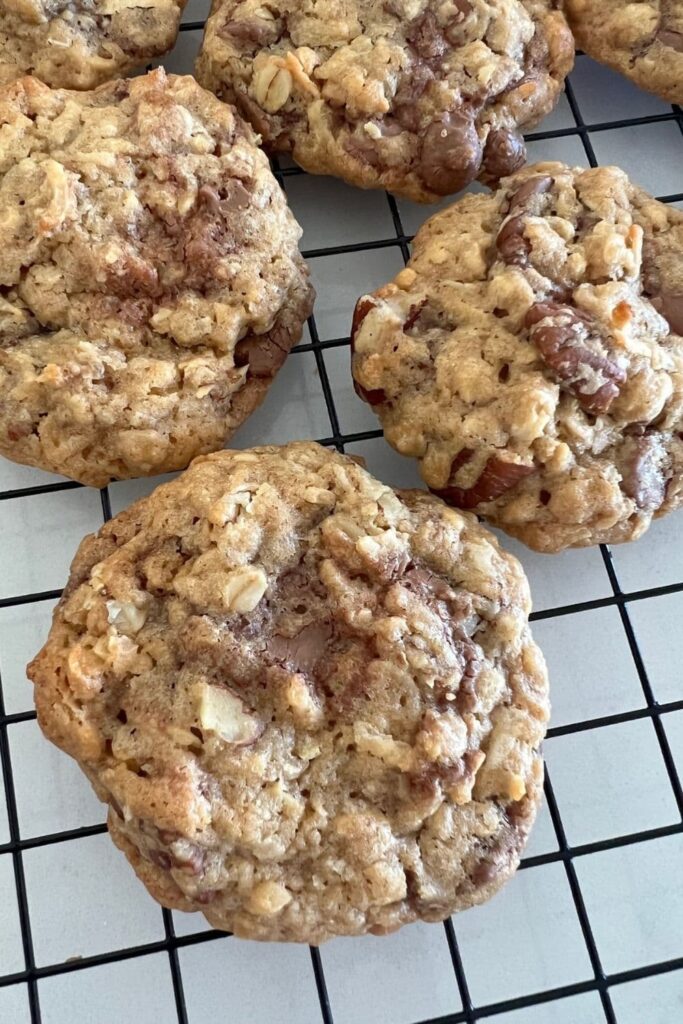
[0,3,682,1022]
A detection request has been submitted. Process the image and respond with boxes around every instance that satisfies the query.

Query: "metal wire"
[1,30,682,1024]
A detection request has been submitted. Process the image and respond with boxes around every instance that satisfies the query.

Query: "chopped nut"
[302,486,335,506]
[106,600,147,635]
[222,566,268,613]
[507,773,527,801]
[208,489,254,526]
[253,59,293,113]
[354,722,414,772]
[285,674,323,727]
[195,683,263,746]
[247,880,292,915]
[364,860,407,904]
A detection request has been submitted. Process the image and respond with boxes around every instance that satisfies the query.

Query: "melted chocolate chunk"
[419,112,483,196]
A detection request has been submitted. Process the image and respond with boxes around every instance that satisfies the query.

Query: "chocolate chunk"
[344,120,404,166]
[619,435,667,511]
[507,174,553,212]
[149,848,172,870]
[406,11,447,61]
[431,456,534,509]
[392,64,434,131]
[525,302,626,414]
[419,112,483,196]
[651,291,683,335]
[198,180,250,214]
[234,322,292,377]
[268,622,333,675]
[481,128,526,182]
[219,16,280,48]
[657,29,683,52]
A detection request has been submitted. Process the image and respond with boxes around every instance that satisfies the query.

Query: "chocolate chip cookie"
[29,441,549,943]
[351,163,683,552]
[195,0,574,203]
[566,0,683,105]
[0,70,312,487]
[0,0,188,89]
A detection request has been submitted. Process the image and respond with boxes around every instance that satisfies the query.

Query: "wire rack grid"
[1,3,682,1023]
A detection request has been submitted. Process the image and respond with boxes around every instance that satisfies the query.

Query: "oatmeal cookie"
[29,441,549,943]
[195,0,574,203]
[351,162,683,552]
[565,0,683,105]
[0,70,312,486]
[0,0,188,89]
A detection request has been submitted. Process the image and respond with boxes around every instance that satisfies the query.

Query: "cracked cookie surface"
[0,69,312,486]
[351,162,683,552]
[195,0,573,203]
[29,441,548,943]
[566,0,683,105]
[0,0,188,89]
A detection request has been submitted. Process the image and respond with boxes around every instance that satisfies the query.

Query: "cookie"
[351,163,683,552]
[0,70,312,487]
[0,0,188,90]
[28,441,549,943]
[195,0,574,203]
[566,0,683,105]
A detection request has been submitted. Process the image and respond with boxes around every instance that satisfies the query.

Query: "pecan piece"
[496,214,530,266]
[350,297,376,347]
[525,302,626,414]
[431,455,534,509]
[496,175,553,266]
[619,435,668,511]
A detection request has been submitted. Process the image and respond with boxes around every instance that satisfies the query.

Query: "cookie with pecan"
[0,70,312,485]
[29,441,549,943]
[0,0,187,89]
[351,162,683,551]
[566,0,683,105]
[195,0,573,203]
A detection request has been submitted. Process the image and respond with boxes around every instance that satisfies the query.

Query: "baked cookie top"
[0,0,188,89]
[29,442,548,943]
[566,0,683,105]
[195,0,574,203]
[0,70,312,486]
[351,163,683,552]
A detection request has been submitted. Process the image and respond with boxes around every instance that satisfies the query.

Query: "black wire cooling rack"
[1,10,682,1023]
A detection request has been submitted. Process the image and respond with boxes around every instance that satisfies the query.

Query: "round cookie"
[351,162,683,552]
[0,70,313,487]
[195,0,574,203]
[28,441,549,944]
[565,0,683,105]
[0,0,188,90]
